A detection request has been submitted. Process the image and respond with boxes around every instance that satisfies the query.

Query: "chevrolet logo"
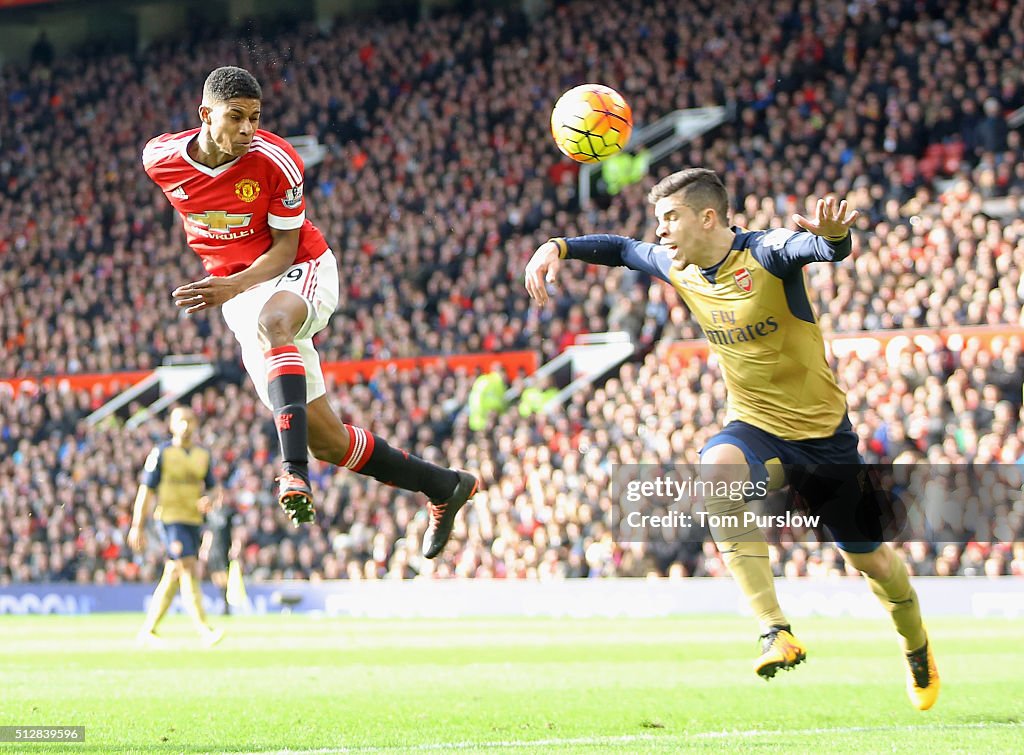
[187,211,253,232]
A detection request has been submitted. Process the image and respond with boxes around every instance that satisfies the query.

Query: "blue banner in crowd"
[2,579,1023,618]
[0,583,321,615]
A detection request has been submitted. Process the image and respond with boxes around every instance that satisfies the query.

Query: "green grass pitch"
[1,614,1022,753]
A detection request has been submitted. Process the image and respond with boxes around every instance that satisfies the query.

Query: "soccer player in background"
[128,406,224,646]
[199,496,240,615]
[142,66,476,557]
[524,168,940,710]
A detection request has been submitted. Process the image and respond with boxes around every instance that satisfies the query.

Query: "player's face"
[201,98,261,158]
[655,196,700,270]
[655,195,721,271]
[169,408,198,442]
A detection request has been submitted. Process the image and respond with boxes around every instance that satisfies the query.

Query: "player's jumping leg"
[255,277,478,552]
[138,560,178,647]
[701,443,806,679]
[258,292,315,524]
[843,544,938,710]
[307,396,478,558]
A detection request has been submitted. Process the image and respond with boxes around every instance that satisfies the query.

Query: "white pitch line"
[226,720,1024,754]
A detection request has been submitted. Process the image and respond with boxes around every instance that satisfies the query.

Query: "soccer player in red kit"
[143,66,476,558]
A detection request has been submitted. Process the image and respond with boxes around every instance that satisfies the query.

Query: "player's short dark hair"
[648,168,729,225]
[203,66,262,103]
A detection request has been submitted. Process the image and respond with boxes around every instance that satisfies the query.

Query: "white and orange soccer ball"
[550,83,633,163]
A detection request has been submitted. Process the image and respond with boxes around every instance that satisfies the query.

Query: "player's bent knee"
[307,425,348,465]
[843,545,891,580]
[258,309,299,345]
[307,398,351,465]
[309,438,345,465]
[700,443,750,485]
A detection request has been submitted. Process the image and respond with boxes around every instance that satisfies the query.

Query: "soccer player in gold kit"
[128,407,224,647]
[525,168,939,710]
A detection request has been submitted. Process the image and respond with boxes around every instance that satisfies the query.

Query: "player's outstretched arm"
[792,196,859,239]
[526,234,673,305]
[524,241,563,306]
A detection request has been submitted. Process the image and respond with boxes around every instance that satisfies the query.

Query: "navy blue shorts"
[702,417,882,553]
[159,522,202,560]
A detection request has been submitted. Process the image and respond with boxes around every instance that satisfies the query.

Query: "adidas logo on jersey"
[170,186,189,200]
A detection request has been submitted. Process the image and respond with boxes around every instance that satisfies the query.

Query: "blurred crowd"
[4,0,1024,376]
[3,321,1023,584]
[2,0,1024,583]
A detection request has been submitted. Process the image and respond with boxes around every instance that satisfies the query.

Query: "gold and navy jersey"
[561,228,851,440]
[141,442,214,525]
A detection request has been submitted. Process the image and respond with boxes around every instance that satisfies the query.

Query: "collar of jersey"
[698,226,748,282]
[180,136,244,177]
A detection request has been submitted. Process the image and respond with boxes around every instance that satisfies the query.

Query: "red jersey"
[143,128,329,276]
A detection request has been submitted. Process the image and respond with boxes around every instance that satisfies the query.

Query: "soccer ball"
[550,84,633,163]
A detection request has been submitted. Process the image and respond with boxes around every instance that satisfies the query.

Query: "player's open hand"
[172,276,242,314]
[525,241,562,306]
[792,196,859,239]
[127,525,146,553]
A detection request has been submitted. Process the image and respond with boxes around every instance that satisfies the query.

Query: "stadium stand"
[1,0,1023,584]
